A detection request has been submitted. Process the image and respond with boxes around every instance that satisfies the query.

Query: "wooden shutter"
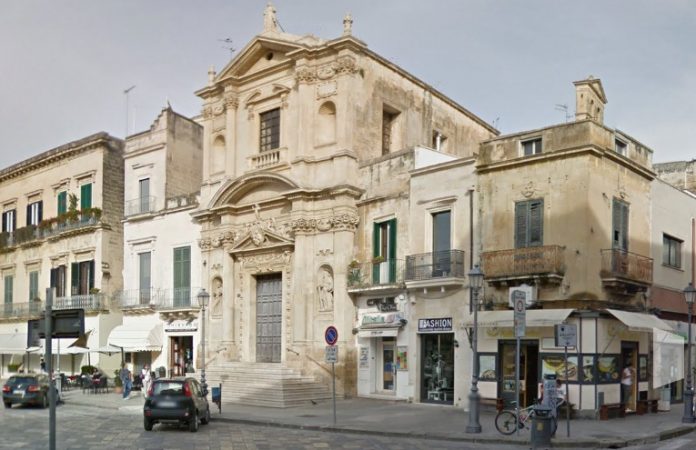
[26,204,31,226]
[71,262,79,295]
[173,247,191,305]
[4,276,13,304]
[57,192,67,215]
[88,260,95,291]
[29,271,39,301]
[529,200,544,247]
[37,201,43,224]
[1,212,6,233]
[514,202,528,248]
[80,184,92,210]
[388,219,397,282]
[612,198,629,251]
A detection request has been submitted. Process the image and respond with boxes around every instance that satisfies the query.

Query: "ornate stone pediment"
[229,225,294,256]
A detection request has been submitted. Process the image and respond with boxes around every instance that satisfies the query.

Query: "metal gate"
[256,274,282,363]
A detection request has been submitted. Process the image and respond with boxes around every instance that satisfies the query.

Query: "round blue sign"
[325,326,338,346]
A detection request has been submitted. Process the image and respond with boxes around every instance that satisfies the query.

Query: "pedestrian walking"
[142,364,152,398]
[40,357,46,372]
[119,363,132,399]
[621,361,634,411]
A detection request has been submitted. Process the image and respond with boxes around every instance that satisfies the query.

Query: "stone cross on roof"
[343,13,353,36]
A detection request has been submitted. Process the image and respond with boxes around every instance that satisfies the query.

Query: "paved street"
[0,401,504,450]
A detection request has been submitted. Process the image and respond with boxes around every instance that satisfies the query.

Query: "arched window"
[316,101,336,145]
[211,135,225,174]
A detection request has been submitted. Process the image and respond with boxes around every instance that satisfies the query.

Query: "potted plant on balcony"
[348,260,362,285]
[371,255,386,265]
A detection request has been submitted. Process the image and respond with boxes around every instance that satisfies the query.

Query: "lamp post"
[197,288,210,396]
[682,282,696,423]
[466,264,484,433]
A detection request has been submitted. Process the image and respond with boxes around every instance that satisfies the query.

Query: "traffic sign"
[555,323,577,348]
[513,291,526,338]
[325,325,338,346]
[325,345,339,363]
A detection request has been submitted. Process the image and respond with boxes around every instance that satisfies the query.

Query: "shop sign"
[165,319,197,332]
[362,313,400,326]
[418,317,452,333]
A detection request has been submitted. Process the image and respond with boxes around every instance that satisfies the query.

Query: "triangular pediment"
[229,224,294,255]
[216,37,303,81]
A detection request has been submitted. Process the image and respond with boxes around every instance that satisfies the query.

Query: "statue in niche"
[211,277,223,317]
[317,267,334,312]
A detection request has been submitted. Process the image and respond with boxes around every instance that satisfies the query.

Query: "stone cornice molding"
[290,212,359,234]
[295,55,360,84]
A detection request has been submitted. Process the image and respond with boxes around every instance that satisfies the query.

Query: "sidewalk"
[61,389,696,448]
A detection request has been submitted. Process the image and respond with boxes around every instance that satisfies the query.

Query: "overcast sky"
[1,0,694,169]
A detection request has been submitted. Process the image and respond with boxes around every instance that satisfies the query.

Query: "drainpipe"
[469,187,475,313]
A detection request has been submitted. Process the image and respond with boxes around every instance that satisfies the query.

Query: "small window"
[521,138,542,156]
[663,234,682,269]
[259,108,280,152]
[615,139,627,156]
[382,109,398,155]
[27,201,43,226]
[2,209,16,233]
[29,271,39,301]
[432,131,448,152]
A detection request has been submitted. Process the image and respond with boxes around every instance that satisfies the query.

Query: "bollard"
[530,404,553,449]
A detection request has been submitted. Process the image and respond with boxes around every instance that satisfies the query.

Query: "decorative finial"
[263,2,278,32]
[343,13,353,36]
[208,66,216,86]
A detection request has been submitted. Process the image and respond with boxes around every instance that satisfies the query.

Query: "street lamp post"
[682,282,696,423]
[466,264,484,434]
[197,288,210,396]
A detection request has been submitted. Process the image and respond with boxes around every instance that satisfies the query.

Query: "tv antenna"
[218,38,236,56]
[555,104,571,122]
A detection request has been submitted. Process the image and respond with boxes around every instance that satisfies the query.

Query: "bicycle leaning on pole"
[494,398,565,436]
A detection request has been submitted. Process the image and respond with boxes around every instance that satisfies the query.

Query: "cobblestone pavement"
[0,402,504,450]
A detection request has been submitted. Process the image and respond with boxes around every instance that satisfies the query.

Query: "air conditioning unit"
[508,284,536,308]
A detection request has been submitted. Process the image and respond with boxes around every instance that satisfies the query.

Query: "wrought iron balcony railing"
[125,196,156,217]
[481,245,565,280]
[0,302,44,320]
[347,259,405,290]
[113,287,202,310]
[600,248,653,285]
[405,250,465,281]
[0,211,102,250]
[54,294,108,312]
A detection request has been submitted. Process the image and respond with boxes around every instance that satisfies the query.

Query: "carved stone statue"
[211,277,223,317]
[317,267,334,312]
[343,13,353,36]
[263,3,278,32]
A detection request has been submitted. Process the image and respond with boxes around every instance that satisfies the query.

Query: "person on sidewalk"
[141,364,152,398]
[119,363,132,400]
[621,361,635,411]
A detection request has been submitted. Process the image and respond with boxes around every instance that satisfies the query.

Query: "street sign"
[325,325,338,346]
[37,309,85,339]
[325,345,339,363]
[554,323,577,348]
[513,291,526,338]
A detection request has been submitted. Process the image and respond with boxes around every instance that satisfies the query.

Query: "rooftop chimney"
[573,76,607,123]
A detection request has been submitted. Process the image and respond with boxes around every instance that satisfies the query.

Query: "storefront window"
[478,354,497,381]
[581,355,596,384]
[596,355,620,383]
[421,333,454,404]
[541,354,578,382]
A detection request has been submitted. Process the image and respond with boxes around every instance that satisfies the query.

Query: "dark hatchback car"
[144,377,210,432]
[3,374,52,408]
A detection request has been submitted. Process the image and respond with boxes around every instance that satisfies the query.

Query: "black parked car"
[3,374,53,408]
[143,377,210,432]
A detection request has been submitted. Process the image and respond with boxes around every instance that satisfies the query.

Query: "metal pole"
[565,345,570,437]
[45,287,56,450]
[201,304,207,396]
[466,286,482,433]
[123,85,135,137]
[515,336,520,435]
[683,302,695,423]
[332,362,336,425]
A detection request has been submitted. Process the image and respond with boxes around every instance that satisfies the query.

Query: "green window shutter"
[388,219,397,281]
[57,191,67,215]
[88,260,95,291]
[528,200,544,247]
[71,262,79,295]
[29,271,39,301]
[612,198,629,251]
[173,247,191,306]
[4,276,13,304]
[514,202,528,248]
[621,202,629,252]
[372,222,380,257]
[80,183,92,210]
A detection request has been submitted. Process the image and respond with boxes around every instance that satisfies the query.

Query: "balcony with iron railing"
[405,250,466,289]
[0,209,102,251]
[54,293,109,312]
[347,259,405,294]
[113,287,202,312]
[600,248,653,292]
[481,245,565,285]
[125,196,157,217]
[0,301,44,321]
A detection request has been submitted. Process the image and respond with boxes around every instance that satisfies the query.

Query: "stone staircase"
[204,361,332,408]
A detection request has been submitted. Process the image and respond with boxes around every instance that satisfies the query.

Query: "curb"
[62,395,696,448]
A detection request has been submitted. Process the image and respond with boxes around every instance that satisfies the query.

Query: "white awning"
[664,320,696,343]
[605,309,673,333]
[463,309,574,328]
[358,328,399,339]
[0,333,28,354]
[27,338,80,355]
[108,322,162,352]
